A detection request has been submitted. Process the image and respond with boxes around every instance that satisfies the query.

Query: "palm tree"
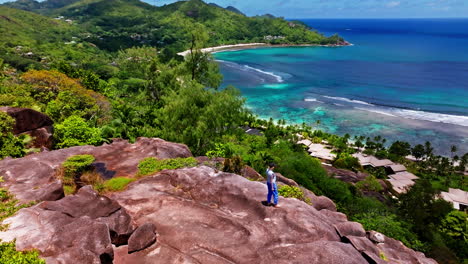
[450,145,457,159]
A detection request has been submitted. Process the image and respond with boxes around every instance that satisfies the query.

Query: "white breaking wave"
[243,65,284,83]
[323,96,374,106]
[216,60,284,83]
[304,98,317,102]
[355,107,397,117]
[355,107,468,127]
[394,109,468,127]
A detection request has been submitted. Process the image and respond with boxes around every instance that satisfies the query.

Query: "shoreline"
[177,41,352,57]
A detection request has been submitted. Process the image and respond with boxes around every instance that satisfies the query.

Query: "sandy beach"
[177,41,352,57]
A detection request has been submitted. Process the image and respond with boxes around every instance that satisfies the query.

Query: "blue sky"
[1,0,467,18]
[149,0,468,18]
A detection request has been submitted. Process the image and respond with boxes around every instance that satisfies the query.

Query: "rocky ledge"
[0,138,437,263]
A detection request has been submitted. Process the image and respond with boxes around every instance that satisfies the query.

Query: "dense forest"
[0,0,466,263]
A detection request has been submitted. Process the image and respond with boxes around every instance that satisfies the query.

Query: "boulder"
[368,230,386,244]
[301,187,337,212]
[0,107,53,134]
[377,235,438,264]
[0,137,192,203]
[242,165,264,181]
[320,209,348,224]
[334,221,366,238]
[0,187,134,263]
[128,223,157,253]
[22,125,53,149]
[323,165,368,183]
[313,195,337,212]
[276,172,299,187]
[344,235,381,256]
[0,107,54,150]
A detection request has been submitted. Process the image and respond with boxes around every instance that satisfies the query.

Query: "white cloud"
[386,1,401,7]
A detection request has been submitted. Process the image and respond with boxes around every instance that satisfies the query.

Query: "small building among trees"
[441,188,468,211]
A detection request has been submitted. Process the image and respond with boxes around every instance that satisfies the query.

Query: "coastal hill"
[0,137,437,263]
[1,0,345,55]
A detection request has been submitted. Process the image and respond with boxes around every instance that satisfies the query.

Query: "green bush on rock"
[59,155,95,194]
[103,177,135,192]
[278,185,311,204]
[0,241,45,264]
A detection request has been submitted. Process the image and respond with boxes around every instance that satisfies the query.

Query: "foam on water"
[243,65,284,82]
[355,106,468,126]
[323,96,374,106]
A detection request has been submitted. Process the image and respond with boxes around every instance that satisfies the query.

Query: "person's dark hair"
[269,162,276,168]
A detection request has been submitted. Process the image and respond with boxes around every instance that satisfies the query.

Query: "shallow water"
[215,19,468,155]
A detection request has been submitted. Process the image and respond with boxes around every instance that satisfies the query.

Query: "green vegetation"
[0,112,25,159]
[59,154,95,194]
[0,241,45,264]
[54,116,103,148]
[0,178,41,262]
[278,185,311,204]
[137,157,198,176]
[0,1,465,263]
[102,177,135,192]
[355,175,383,192]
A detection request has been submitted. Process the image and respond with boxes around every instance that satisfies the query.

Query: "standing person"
[266,162,279,207]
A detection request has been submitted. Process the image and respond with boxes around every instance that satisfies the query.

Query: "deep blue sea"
[214,19,468,155]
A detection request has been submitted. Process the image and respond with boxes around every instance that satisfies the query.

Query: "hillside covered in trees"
[0,0,466,263]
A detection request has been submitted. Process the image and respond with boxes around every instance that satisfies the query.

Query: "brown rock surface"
[1,107,54,149]
[377,236,439,264]
[334,221,367,237]
[0,137,192,203]
[242,165,264,181]
[0,187,130,263]
[0,138,437,264]
[111,166,351,263]
[276,172,299,186]
[23,125,54,149]
[323,165,369,183]
[127,223,157,253]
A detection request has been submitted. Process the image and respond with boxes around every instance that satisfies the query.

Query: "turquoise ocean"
[214,19,468,155]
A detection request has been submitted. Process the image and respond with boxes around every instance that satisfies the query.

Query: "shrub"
[223,155,244,174]
[352,211,427,251]
[54,116,103,148]
[356,175,383,192]
[333,154,361,171]
[0,112,25,160]
[278,185,311,204]
[0,184,35,230]
[0,241,45,264]
[137,157,197,176]
[103,177,135,192]
[58,155,95,194]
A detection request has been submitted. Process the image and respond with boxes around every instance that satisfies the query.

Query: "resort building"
[297,140,336,162]
[441,188,468,211]
[387,164,407,174]
[307,143,336,162]
[352,153,394,168]
[387,179,416,194]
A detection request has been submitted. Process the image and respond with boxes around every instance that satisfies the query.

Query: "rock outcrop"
[0,137,192,203]
[0,106,54,149]
[0,138,437,264]
[110,166,437,264]
[0,186,138,264]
